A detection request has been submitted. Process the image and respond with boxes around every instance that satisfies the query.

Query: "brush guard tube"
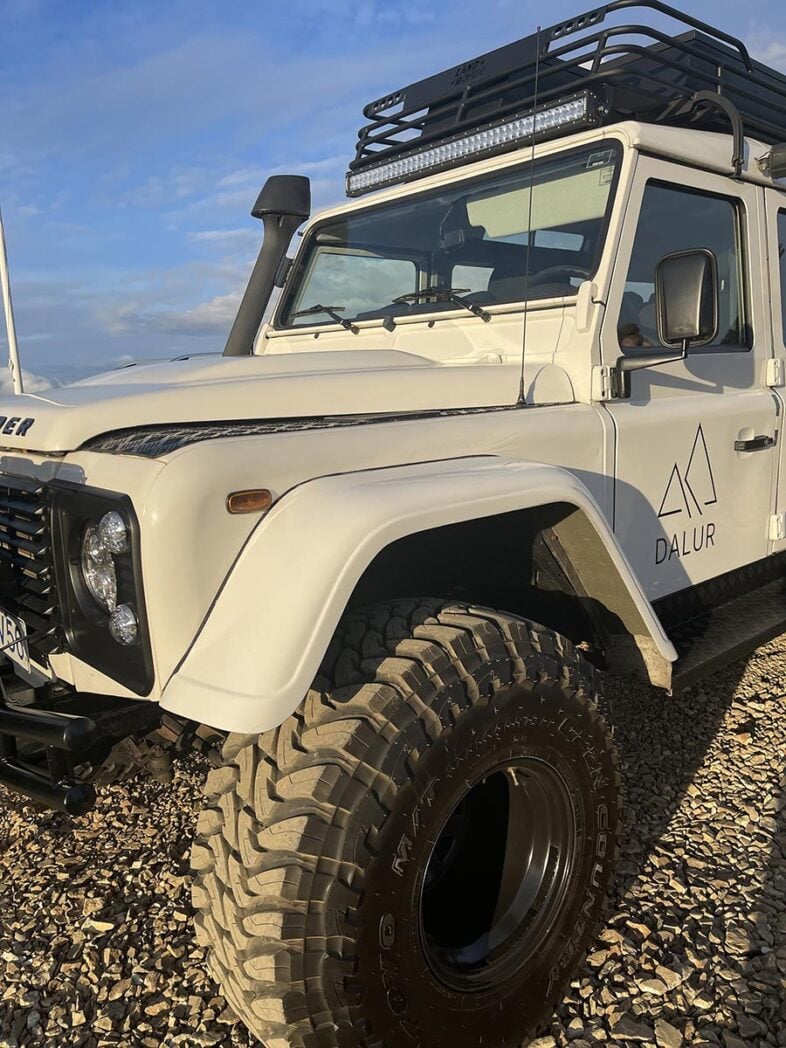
[0,698,99,815]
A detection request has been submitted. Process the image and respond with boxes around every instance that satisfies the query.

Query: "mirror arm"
[612,341,688,399]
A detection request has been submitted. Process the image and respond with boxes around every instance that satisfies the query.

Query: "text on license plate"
[0,606,30,673]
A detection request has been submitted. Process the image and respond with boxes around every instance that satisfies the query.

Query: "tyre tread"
[192,600,617,1047]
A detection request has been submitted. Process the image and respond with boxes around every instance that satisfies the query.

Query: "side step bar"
[0,702,99,816]
[670,574,786,692]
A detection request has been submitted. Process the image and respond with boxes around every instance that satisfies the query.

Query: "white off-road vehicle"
[2,2,786,1044]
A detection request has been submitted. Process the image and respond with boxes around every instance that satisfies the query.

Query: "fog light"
[109,604,138,645]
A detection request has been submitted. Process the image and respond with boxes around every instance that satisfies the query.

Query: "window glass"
[451,264,495,296]
[779,211,786,342]
[292,252,416,320]
[534,229,585,251]
[279,144,620,328]
[620,183,748,351]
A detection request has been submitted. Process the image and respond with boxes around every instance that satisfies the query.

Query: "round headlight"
[99,510,129,554]
[81,524,117,612]
[109,603,138,645]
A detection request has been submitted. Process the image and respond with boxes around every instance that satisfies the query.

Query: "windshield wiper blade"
[393,286,491,323]
[292,304,359,334]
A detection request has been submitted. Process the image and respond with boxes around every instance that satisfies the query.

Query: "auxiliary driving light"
[346,93,593,195]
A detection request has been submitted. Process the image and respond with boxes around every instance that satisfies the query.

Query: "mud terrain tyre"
[191,601,620,1048]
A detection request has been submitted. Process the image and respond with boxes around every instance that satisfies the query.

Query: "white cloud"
[158,292,241,335]
[218,167,265,189]
[189,228,260,250]
[103,290,242,339]
[0,367,52,394]
[753,41,786,70]
[121,166,213,210]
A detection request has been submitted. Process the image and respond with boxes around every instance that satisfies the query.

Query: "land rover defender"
[2,3,786,1045]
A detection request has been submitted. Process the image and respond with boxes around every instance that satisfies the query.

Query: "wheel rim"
[418,757,577,993]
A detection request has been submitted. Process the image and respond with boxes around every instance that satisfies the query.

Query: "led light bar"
[346,92,597,197]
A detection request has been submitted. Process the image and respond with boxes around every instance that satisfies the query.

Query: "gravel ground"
[1,638,785,1048]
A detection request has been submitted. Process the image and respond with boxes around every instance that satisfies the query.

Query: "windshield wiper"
[292,304,359,334]
[393,286,491,323]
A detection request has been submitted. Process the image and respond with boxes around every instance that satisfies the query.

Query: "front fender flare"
[161,457,676,732]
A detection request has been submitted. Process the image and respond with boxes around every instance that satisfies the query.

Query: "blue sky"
[0,0,784,385]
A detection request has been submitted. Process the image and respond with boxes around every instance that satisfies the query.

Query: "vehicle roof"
[306,120,779,232]
[348,5,786,198]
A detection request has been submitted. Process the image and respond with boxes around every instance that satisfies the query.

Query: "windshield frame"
[273,139,624,333]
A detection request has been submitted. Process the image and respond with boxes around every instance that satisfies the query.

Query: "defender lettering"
[0,415,35,437]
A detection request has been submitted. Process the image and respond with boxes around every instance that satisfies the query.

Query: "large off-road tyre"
[191,601,620,1048]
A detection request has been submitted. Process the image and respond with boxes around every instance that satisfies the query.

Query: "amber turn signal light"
[226,489,273,515]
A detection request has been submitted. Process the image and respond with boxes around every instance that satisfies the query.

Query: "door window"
[620,183,749,352]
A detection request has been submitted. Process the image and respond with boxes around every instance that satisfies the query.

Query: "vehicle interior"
[279,146,619,328]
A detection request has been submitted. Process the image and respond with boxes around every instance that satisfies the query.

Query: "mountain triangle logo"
[657,424,717,520]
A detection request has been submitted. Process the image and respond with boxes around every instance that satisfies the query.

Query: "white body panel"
[0,120,782,731]
[601,158,779,598]
[160,458,675,732]
[8,401,616,701]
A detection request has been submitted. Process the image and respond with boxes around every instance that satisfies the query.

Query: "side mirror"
[656,248,718,350]
[612,248,719,399]
[224,175,312,357]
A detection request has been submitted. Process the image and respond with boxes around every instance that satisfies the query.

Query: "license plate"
[0,606,30,673]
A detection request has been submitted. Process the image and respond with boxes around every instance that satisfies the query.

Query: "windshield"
[278,143,620,329]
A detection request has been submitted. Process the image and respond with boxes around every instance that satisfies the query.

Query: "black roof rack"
[347,1,786,195]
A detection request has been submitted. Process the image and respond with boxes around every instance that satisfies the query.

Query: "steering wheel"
[528,264,591,287]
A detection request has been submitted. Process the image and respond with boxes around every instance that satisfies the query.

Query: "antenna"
[518,26,541,405]
[0,207,24,396]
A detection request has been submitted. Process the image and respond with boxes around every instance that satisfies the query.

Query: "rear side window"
[620,182,749,352]
[779,211,786,342]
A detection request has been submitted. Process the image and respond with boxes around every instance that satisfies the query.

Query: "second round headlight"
[98,510,129,555]
[81,523,118,612]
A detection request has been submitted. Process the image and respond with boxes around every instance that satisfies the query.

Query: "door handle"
[734,434,776,452]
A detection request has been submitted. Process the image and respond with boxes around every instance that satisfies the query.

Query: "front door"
[765,193,786,557]
[601,158,777,601]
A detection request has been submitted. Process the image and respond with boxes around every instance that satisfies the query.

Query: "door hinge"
[592,365,614,402]
[769,512,786,541]
[766,358,785,387]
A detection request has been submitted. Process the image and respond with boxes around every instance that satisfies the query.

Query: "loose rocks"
[2,635,786,1046]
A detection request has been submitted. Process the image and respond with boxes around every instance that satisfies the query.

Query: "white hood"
[0,350,521,454]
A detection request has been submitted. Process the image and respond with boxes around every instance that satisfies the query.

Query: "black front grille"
[0,475,59,666]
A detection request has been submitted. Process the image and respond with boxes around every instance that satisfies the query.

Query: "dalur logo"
[655,424,717,564]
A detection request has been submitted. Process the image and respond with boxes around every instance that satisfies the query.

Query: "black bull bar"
[0,698,99,815]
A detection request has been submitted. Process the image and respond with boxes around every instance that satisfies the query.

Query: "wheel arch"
[161,457,676,732]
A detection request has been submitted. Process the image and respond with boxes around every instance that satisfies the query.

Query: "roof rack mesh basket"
[348,0,786,194]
